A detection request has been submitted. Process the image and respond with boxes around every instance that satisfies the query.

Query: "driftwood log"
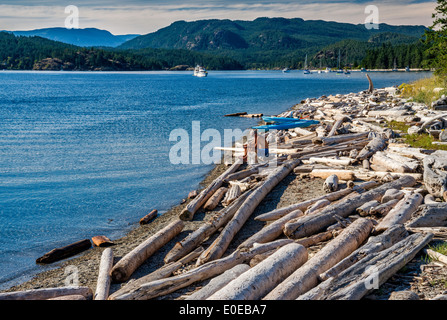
[208,243,308,300]
[203,187,228,211]
[264,218,374,300]
[356,136,387,161]
[0,286,93,301]
[283,175,417,240]
[423,151,447,201]
[323,174,339,193]
[36,239,92,264]
[139,209,158,225]
[111,239,294,300]
[111,219,184,283]
[406,203,447,228]
[180,160,242,221]
[94,248,114,300]
[196,159,301,265]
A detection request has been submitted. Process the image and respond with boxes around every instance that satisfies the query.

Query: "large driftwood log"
[109,247,203,300]
[208,243,308,300]
[180,160,242,221]
[94,248,114,300]
[164,188,257,264]
[327,116,351,137]
[305,199,331,215]
[370,199,400,216]
[375,193,423,233]
[35,239,92,264]
[185,264,251,300]
[0,286,93,301]
[310,169,355,181]
[371,151,412,173]
[111,239,293,300]
[356,136,387,161]
[356,200,380,217]
[111,219,184,283]
[313,133,369,146]
[406,203,447,228]
[264,218,374,300]
[381,188,405,203]
[238,210,303,249]
[283,176,417,240]
[196,159,301,265]
[319,224,408,281]
[300,232,433,300]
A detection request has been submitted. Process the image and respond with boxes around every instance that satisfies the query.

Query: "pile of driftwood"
[2,82,447,301]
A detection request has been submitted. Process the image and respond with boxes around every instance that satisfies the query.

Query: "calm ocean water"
[0,70,431,289]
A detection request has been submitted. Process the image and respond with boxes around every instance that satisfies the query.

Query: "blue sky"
[0,0,437,34]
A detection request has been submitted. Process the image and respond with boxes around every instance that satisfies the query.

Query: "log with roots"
[319,224,408,281]
[423,151,447,201]
[298,232,433,300]
[323,174,339,193]
[180,160,242,221]
[196,159,301,265]
[264,218,374,300]
[111,219,184,283]
[110,239,294,300]
[185,264,251,300]
[208,243,308,300]
[375,193,423,233]
[283,175,417,240]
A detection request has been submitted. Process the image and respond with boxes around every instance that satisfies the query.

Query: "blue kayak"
[262,116,306,123]
[253,120,319,131]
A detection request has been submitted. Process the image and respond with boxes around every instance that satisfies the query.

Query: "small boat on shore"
[303,55,311,75]
[253,120,320,131]
[282,68,290,73]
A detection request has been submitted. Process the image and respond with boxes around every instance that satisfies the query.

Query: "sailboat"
[282,67,290,73]
[336,50,343,74]
[303,55,311,74]
[392,58,398,72]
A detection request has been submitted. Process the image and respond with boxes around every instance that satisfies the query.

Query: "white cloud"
[0,1,436,35]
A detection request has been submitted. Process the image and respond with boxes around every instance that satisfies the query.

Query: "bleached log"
[196,159,301,265]
[303,232,433,300]
[307,157,352,166]
[424,194,437,204]
[356,200,380,217]
[283,176,417,240]
[208,243,308,300]
[381,188,405,203]
[305,199,331,215]
[425,249,447,265]
[222,184,241,207]
[310,169,356,181]
[255,181,378,222]
[319,224,408,281]
[323,174,339,193]
[264,218,374,300]
[388,146,428,160]
[423,151,447,200]
[406,203,447,228]
[384,152,420,172]
[295,230,335,248]
[111,219,184,283]
[203,187,228,211]
[355,171,423,181]
[109,247,204,300]
[185,264,251,300]
[375,193,423,233]
[0,287,92,301]
[356,136,387,161]
[224,166,261,183]
[371,152,411,173]
[164,189,256,264]
[366,74,374,93]
[94,248,114,300]
[313,132,369,146]
[370,199,400,216]
[180,160,242,221]
[238,210,303,250]
[327,116,351,137]
[111,240,293,300]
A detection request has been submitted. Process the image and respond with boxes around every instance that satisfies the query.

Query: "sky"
[0,0,437,35]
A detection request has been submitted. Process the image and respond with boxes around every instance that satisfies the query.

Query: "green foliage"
[361,42,428,69]
[423,0,447,76]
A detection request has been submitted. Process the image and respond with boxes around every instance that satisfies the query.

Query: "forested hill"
[0,32,243,71]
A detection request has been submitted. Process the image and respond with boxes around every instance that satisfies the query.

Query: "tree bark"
[264,218,374,300]
[36,239,92,264]
[283,176,416,240]
[111,219,184,283]
[208,243,308,300]
[180,160,242,221]
[196,159,301,265]
[94,248,114,300]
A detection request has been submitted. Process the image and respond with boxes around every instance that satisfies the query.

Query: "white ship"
[194,65,208,77]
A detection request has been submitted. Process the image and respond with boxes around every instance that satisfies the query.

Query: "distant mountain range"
[5,27,139,48]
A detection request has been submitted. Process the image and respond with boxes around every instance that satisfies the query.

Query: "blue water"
[0,70,431,289]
